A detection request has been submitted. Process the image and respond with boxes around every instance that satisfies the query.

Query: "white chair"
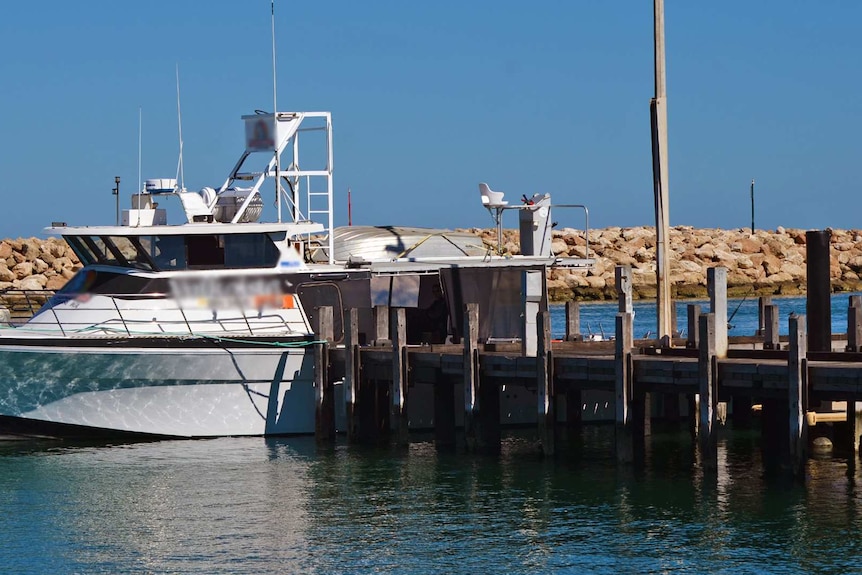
[478,182,508,207]
[478,183,508,255]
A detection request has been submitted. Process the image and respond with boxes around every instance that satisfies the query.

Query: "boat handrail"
[1,289,305,337]
[550,203,591,261]
[0,289,54,323]
[73,312,299,338]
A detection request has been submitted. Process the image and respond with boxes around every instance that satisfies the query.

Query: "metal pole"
[113,176,120,226]
[750,179,755,234]
[651,0,672,345]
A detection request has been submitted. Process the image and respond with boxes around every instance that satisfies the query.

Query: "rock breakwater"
[466,225,862,301]
[3,227,862,302]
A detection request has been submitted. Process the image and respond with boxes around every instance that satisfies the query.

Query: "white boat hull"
[0,341,317,438]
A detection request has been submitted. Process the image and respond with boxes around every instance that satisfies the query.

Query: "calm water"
[3,294,862,574]
[2,431,862,574]
[551,293,862,341]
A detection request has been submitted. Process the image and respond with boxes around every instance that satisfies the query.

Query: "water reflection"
[1,431,862,573]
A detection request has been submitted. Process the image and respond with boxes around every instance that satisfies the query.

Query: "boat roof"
[45,221,325,237]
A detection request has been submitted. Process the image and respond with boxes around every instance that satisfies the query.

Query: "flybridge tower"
[133,111,336,265]
[229,111,333,234]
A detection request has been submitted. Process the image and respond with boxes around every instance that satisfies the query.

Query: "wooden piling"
[344,308,360,442]
[434,372,456,450]
[686,304,701,349]
[788,314,808,476]
[565,301,581,341]
[764,304,779,350]
[845,401,861,459]
[566,385,583,434]
[757,296,773,336]
[616,266,633,315]
[464,303,482,453]
[707,267,728,358]
[522,269,543,357]
[390,307,409,447]
[374,305,390,346]
[730,395,753,429]
[848,296,862,352]
[806,230,832,352]
[698,313,718,470]
[615,311,634,463]
[314,306,335,442]
[538,310,555,456]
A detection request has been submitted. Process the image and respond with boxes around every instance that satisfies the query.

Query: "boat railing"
[551,204,591,261]
[0,290,306,338]
[0,289,55,323]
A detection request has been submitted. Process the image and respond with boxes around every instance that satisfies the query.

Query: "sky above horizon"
[1,1,860,239]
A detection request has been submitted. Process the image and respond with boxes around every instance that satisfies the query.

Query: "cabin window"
[106,236,155,271]
[147,236,187,271]
[64,236,98,266]
[62,232,283,271]
[186,235,225,268]
[224,234,281,268]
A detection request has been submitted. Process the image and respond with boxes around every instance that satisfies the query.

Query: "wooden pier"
[313,262,862,479]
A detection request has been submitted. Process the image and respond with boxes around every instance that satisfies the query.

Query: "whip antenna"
[271,0,282,221]
[175,63,185,192]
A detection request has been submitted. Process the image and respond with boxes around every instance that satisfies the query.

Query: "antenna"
[271,0,278,114]
[136,106,143,220]
[175,63,185,192]
[272,0,282,222]
[137,106,142,194]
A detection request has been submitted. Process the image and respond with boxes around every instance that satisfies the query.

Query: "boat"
[0,110,595,439]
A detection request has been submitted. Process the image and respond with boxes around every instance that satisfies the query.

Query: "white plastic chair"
[478,182,508,207]
[478,183,508,254]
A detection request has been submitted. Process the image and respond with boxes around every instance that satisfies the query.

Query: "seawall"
[3,227,862,301]
[463,225,862,301]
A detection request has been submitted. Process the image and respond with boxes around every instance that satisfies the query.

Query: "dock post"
[788,314,808,477]
[708,267,728,424]
[373,305,390,346]
[686,302,701,427]
[344,308,361,442]
[806,230,832,352]
[845,401,862,460]
[698,313,718,470]
[708,267,728,357]
[565,384,583,435]
[538,309,555,455]
[764,305,780,350]
[615,311,634,463]
[565,301,582,341]
[434,371,456,451]
[757,296,772,336]
[522,269,543,357]
[390,307,409,447]
[464,303,482,452]
[616,265,633,315]
[686,304,701,349]
[671,300,678,338]
[314,306,335,443]
[847,296,862,352]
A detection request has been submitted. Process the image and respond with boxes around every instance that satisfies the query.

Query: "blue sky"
[1,1,859,239]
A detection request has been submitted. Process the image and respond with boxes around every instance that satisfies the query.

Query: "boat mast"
[651,0,672,346]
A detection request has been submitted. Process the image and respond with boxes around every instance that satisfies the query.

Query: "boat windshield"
[63,232,285,272]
